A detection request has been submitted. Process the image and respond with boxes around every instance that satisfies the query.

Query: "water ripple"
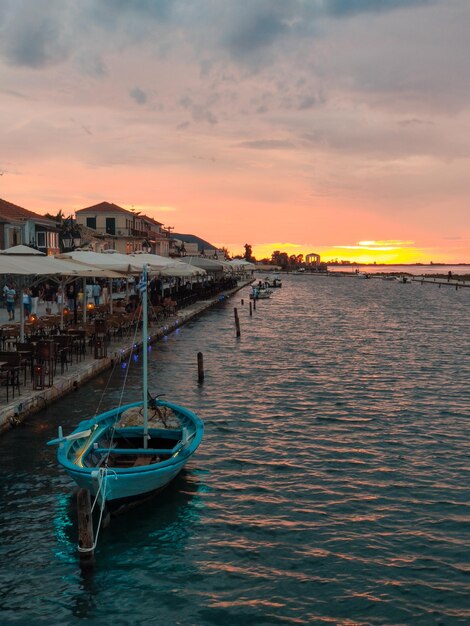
[0,276,469,624]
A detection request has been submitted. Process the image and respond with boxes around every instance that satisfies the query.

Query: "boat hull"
[66,457,186,502]
[52,399,203,504]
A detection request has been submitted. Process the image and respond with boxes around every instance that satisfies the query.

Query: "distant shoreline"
[326,263,470,267]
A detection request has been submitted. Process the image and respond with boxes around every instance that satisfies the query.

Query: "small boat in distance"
[250,285,272,299]
[264,274,282,288]
[48,265,204,519]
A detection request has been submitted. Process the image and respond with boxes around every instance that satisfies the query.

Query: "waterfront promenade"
[0,278,252,434]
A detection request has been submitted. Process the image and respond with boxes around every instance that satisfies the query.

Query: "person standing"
[22,287,31,317]
[85,282,93,308]
[92,282,101,306]
[67,282,76,311]
[2,282,9,308]
[56,286,64,314]
[30,283,41,315]
[43,281,54,315]
[102,282,109,306]
[5,282,16,321]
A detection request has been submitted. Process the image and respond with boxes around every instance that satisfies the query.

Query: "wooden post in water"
[249,301,252,316]
[197,351,204,382]
[234,307,241,337]
[77,488,95,568]
[241,298,244,305]
[253,297,256,310]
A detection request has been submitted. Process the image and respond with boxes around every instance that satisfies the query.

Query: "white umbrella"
[129,253,205,276]
[159,264,205,278]
[1,254,126,336]
[228,259,256,268]
[0,244,46,256]
[61,250,143,274]
[179,256,227,274]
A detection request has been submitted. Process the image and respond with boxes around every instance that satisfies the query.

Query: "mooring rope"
[78,467,117,553]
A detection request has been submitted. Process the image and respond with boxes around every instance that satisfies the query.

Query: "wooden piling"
[249,302,252,316]
[253,298,256,310]
[234,308,241,337]
[241,298,244,305]
[77,488,95,568]
[197,351,204,382]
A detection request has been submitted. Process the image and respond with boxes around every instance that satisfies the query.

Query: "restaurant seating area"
[0,275,242,405]
[0,304,145,402]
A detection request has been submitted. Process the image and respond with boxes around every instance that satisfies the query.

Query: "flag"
[137,274,147,294]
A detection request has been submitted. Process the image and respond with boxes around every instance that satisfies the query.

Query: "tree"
[43,209,64,223]
[244,243,254,262]
[277,252,289,268]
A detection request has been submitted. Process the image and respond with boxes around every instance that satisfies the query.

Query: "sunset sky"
[1,0,469,263]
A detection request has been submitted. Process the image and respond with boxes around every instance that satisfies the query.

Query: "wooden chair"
[50,335,73,373]
[15,343,36,384]
[0,352,22,401]
[67,329,87,362]
[35,340,57,388]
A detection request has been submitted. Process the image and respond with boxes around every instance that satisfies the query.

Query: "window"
[106,217,116,235]
[86,217,97,229]
[36,231,46,248]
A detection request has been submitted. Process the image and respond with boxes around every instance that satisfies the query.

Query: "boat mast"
[142,264,149,448]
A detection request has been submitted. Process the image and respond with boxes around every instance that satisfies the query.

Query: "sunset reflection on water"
[0,274,469,624]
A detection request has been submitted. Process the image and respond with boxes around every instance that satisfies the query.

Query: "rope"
[92,303,142,419]
[78,467,117,553]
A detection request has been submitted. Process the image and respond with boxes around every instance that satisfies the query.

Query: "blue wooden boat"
[48,265,203,513]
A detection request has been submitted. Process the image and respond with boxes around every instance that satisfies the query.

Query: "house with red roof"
[0,198,60,255]
[75,202,169,256]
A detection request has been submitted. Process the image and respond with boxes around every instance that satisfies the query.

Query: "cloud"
[334,240,416,251]
[1,1,71,68]
[179,96,218,125]
[324,0,433,18]
[222,11,288,58]
[397,118,434,126]
[130,87,148,105]
[0,88,32,100]
[77,53,108,77]
[236,140,295,150]
[358,240,415,246]
[95,0,173,21]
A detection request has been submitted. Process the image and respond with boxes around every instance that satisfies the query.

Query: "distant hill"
[173,233,217,252]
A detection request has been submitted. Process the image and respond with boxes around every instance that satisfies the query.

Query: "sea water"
[0,275,469,625]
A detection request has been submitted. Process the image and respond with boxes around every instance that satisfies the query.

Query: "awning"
[60,250,143,274]
[179,256,230,273]
[130,253,206,276]
[0,244,46,256]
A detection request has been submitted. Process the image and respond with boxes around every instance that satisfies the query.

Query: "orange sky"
[1,1,469,263]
